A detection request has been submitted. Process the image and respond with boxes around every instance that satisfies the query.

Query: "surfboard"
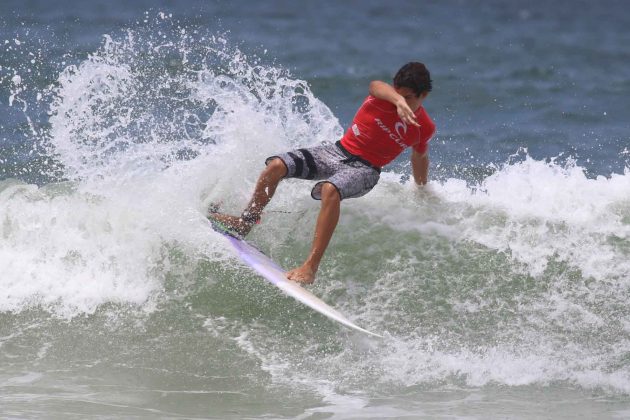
[208,216,382,338]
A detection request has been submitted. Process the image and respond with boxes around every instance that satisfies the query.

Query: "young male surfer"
[210,62,435,284]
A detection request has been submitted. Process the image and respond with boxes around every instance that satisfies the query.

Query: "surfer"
[210,62,435,284]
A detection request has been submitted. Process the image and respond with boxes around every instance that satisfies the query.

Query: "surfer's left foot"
[286,264,316,284]
[208,212,255,237]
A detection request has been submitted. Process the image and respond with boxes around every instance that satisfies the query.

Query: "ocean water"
[1,0,629,418]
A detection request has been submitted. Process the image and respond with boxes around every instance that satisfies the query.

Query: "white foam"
[363,156,630,281]
[1,28,342,318]
[453,158,630,280]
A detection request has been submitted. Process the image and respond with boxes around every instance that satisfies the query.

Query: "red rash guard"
[340,95,436,168]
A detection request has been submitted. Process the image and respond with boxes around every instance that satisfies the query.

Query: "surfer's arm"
[369,81,419,127]
[411,148,429,185]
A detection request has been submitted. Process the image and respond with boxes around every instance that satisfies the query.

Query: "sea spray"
[1,15,341,318]
[45,19,342,185]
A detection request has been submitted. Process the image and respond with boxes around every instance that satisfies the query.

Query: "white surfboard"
[208,218,382,338]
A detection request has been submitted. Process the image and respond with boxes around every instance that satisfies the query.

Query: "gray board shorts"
[266,141,381,200]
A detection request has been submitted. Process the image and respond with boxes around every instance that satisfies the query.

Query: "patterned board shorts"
[266,141,381,200]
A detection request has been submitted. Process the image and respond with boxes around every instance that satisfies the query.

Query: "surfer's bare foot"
[208,212,255,236]
[286,264,316,284]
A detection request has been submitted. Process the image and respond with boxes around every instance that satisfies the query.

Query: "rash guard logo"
[395,121,408,139]
[375,118,407,149]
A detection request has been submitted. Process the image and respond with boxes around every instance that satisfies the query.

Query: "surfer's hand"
[396,99,420,127]
[286,264,316,284]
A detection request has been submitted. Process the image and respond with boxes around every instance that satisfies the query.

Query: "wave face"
[0,10,629,419]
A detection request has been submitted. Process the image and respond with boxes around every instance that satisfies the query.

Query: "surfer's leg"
[210,158,287,236]
[286,182,340,284]
[241,158,287,221]
[241,144,334,222]
[285,162,379,282]
[209,144,334,237]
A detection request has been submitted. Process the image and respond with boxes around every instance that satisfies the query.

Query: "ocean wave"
[0,16,628,397]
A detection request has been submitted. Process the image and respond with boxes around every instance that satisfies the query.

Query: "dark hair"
[393,62,432,96]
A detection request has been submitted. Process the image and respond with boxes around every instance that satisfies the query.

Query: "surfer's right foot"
[286,264,316,284]
[208,212,256,237]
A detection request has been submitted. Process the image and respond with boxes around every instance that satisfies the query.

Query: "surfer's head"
[393,62,432,98]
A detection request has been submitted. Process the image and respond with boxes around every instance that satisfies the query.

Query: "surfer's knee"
[264,157,288,180]
[319,182,341,204]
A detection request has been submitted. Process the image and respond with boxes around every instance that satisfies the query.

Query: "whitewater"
[1,10,629,419]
